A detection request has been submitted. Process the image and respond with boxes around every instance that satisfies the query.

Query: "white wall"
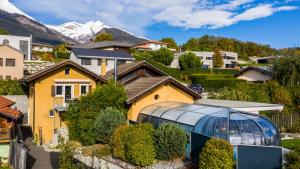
[0,35,32,60]
[237,70,272,82]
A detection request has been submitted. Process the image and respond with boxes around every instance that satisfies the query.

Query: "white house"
[133,40,168,51]
[235,66,273,83]
[0,35,32,60]
[171,51,238,69]
[70,48,134,76]
[32,43,54,52]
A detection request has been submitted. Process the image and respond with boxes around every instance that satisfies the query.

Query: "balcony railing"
[54,98,79,112]
[0,128,10,142]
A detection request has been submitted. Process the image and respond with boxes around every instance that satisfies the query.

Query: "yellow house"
[26,60,104,144]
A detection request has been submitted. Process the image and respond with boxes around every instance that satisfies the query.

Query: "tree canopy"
[94,33,113,42]
[213,48,224,68]
[160,37,179,51]
[273,56,300,86]
[179,52,203,70]
[152,48,174,66]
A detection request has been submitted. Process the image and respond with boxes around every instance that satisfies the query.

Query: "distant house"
[0,44,24,80]
[171,51,238,69]
[133,40,169,51]
[235,66,272,83]
[249,56,283,64]
[0,35,32,60]
[70,41,133,53]
[32,43,54,52]
[70,48,134,76]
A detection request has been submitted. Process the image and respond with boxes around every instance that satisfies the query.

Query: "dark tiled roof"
[25,60,105,82]
[71,41,133,49]
[72,48,133,59]
[0,96,21,119]
[235,66,273,77]
[104,61,167,80]
[125,76,201,104]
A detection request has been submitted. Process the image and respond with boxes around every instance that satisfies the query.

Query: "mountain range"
[0,0,147,45]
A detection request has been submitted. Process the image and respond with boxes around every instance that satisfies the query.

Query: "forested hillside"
[182,35,300,60]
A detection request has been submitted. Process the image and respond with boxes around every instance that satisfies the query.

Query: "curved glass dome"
[137,101,280,146]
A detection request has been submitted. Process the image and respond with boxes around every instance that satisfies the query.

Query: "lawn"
[282,139,300,151]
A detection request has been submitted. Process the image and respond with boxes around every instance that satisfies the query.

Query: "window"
[5,76,11,80]
[3,39,9,45]
[55,85,63,96]
[98,59,102,66]
[65,68,70,75]
[20,40,29,60]
[0,58,2,66]
[80,85,89,96]
[49,110,54,117]
[81,58,91,65]
[6,59,15,67]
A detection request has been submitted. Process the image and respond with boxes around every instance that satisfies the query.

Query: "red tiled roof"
[0,96,15,109]
[0,96,21,119]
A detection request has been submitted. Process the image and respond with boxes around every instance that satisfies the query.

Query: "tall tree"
[273,56,300,86]
[94,33,113,42]
[213,48,224,68]
[160,37,179,51]
[152,48,174,66]
[179,52,203,70]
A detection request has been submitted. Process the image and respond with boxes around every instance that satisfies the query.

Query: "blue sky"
[11,0,300,48]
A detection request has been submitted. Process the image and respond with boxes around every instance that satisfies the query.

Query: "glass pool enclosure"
[137,101,280,146]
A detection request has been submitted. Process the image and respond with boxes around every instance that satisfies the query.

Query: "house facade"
[32,43,54,52]
[26,60,104,144]
[0,44,24,80]
[171,51,238,69]
[0,35,32,60]
[70,48,134,76]
[133,40,168,51]
[235,66,273,83]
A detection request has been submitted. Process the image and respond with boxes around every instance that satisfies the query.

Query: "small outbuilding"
[235,66,272,83]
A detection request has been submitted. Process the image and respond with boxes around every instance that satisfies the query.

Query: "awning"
[54,79,91,83]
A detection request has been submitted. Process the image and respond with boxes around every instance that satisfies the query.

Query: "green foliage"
[133,51,153,61]
[64,81,127,145]
[282,139,300,152]
[92,144,111,158]
[0,28,8,35]
[111,125,132,160]
[154,124,187,160]
[94,107,125,144]
[0,80,26,95]
[199,138,234,169]
[179,52,203,70]
[160,37,179,51]
[269,81,293,106]
[213,48,224,68]
[53,43,70,59]
[59,138,78,169]
[152,48,174,66]
[124,123,156,166]
[273,56,300,86]
[94,33,113,42]
[285,151,300,169]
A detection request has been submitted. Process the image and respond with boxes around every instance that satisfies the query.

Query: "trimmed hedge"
[0,80,26,95]
[154,124,187,160]
[111,125,132,160]
[199,138,234,169]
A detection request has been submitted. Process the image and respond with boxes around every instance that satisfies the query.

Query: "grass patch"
[282,139,300,151]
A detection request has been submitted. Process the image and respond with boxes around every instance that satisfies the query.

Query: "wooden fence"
[9,141,27,169]
[264,113,300,130]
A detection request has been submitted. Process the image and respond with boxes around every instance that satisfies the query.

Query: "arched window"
[3,39,9,45]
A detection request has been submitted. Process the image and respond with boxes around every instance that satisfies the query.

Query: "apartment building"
[0,35,32,60]
[171,51,238,69]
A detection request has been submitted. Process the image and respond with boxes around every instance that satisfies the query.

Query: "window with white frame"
[49,109,54,117]
[55,85,63,96]
[80,85,89,96]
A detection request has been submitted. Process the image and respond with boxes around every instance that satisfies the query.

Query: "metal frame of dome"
[137,101,281,146]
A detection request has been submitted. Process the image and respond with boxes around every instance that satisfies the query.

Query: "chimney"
[101,58,107,76]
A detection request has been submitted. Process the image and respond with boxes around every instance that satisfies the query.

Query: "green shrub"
[92,144,111,158]
[94,107,125,144]
[59,140,78,169]
[152,48,174,66]
[199,138,234,169]
[111,125,132,160]
[179,52,203,70]
[125,123,156,166]
[285,151,300,169]
[0,80,26,95]
[154,124,187,160]
[282,139,300,151]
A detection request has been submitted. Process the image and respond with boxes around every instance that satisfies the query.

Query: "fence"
[264,113,300,130]
[9,141,27,169]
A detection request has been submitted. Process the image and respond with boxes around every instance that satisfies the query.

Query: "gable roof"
[25,60,105,82]
[125,76,201,104]
[135,40,168,46]
[71,41,133,49]
[235,66,273,77]
[72,48,133,59]
[103,61,168,80]
[0,96,22,120]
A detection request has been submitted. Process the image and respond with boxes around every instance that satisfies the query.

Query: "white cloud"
[13,0,298,35]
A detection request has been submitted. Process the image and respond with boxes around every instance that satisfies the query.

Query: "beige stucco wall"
[237,70,272,82]
[127,84,194,122]
[29,67,97,144]
[0,45,24,80]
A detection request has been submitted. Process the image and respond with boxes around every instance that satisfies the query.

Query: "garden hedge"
[111,125,132,160]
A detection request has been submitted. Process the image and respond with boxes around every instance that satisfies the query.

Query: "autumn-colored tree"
[94,33,113,42]
[213,48,224,68]
[41,52,54,61]
[160,37,179,51]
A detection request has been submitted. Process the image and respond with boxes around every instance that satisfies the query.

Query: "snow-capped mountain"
[47,21,110,43]
[0,0,35,20]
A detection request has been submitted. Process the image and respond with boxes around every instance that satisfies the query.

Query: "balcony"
[54,98,79,112]
[0,128,10,143]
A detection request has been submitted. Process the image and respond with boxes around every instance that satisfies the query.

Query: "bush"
[92,145,111,158]
[111,125,132,160]
[282,139,300,151]
[59,140,78,169]
[124,123,156,166]
[0,80,26,95]
[199,138,234,169]
[179,52,203,70]
[269,81,293,106]
[285,151,300,169]
[154,124,187,160]
[94,107,125,144]
[152,48,174,66]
